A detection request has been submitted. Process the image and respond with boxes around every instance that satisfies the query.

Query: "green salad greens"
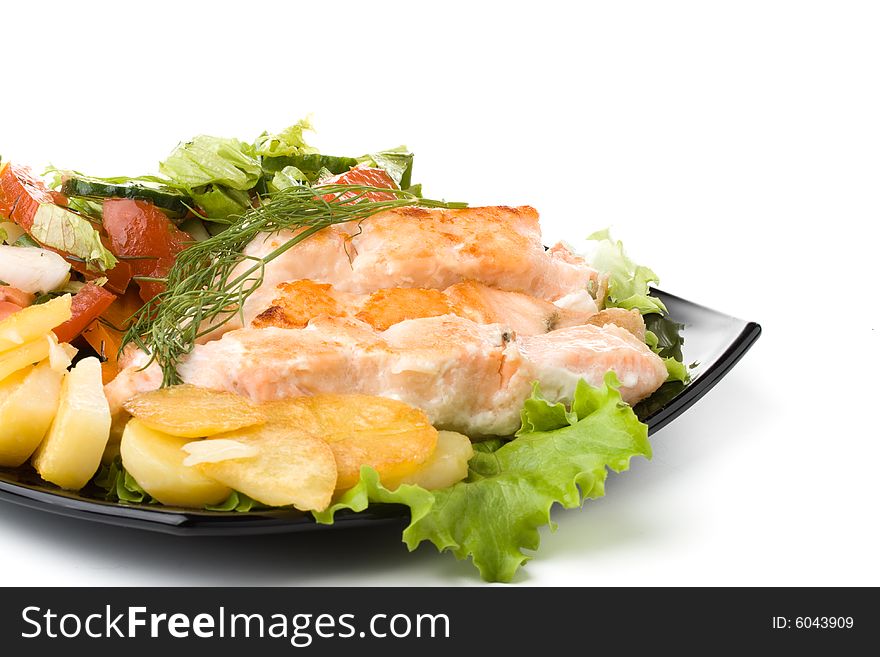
[315,373,651,582]
[587,229,667,315]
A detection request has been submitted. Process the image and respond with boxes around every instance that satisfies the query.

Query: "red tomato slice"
[317,166,399,203]
[0,162,58,230]
[102,199,190,302]
[63,241,133,295]
[53,284,117,344]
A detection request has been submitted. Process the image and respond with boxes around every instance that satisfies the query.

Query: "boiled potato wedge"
[0,335,53,382]
[123,384,266,438]
[193,424,337,511]
[0,294,71,353]
[392,431,474,491]
[0,361,63,466]
[278,394,439,491]
[121,419,231,507]
[32,357,111,490]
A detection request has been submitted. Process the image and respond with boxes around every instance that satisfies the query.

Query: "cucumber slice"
[61,176,189,219]
[261,154,359,179]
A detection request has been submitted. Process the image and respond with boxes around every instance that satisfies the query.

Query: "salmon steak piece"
[107,314,667,438]
[234,206,605,322]
[198,205,606,342]
[249,279,599,336]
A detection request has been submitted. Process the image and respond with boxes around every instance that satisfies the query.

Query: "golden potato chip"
[123,385,266,438]
[258,397,324,436]
[303,393,438,490]
[194,424,337,511]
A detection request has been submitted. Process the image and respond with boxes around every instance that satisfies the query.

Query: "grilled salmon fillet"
[107,314,666,437]
[236,206,603,319]
[250,279,601,336]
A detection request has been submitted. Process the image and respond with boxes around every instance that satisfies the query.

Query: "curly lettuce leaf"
[30,204,117,271]
[587,229,666,315]
[313,468,434,525]
[254,118,319,158]
[315,373,651,582]
[160,135,261,191]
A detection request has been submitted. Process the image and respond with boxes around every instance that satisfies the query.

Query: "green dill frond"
[122,184,466,386]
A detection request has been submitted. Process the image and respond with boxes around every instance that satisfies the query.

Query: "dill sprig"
[122,184,467,386]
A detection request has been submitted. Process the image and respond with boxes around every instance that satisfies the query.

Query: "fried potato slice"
[123,384,266,438]
[194,424,337,511]
[258,397,324,436]
[0,361,63,467]
[293,393,439,490]
[392,430,474,491]
[120,419,231,507]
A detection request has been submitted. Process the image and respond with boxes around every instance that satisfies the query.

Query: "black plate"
[0,290,760,536]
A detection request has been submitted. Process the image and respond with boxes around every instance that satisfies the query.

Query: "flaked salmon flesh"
[107,314,667,437]
[234,205,605,327]
[249,279,599,335]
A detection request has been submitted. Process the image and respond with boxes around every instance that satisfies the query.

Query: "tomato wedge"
[63,242,133,295]
[81,287,144,384]
[102,199,190,302]
[317,166,399,203]
[53,284,116,344]
[0,162,58,229]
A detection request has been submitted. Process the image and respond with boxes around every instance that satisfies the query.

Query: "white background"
[1,0,877,586]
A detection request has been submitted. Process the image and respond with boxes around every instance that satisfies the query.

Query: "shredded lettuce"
[644,313,684,361]
[93,459,153,504]
[29,204,117,271]
[662,357,689,383]
[586,232,687,381]
[643,313,689,382]
[356,147,414,188]
[269,166,309,193]
[189,184,251,221]
[160,136,261,191]
[314,373,651,582]
[253,118,319,158]
[587,229,667,315]
[205,490,267,512]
